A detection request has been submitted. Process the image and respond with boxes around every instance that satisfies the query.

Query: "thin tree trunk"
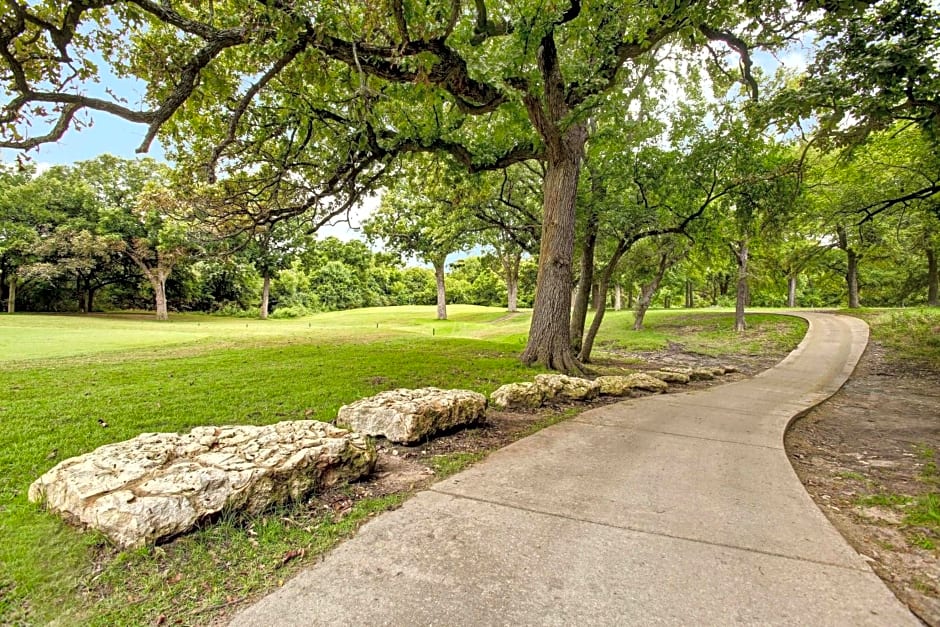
[846,249,860,309]
[579,243,631,363]
[627,286,634,309]
[927,248,938,307]
[633,253,670,331]
[152,272,169,321]
[579,269,613,363]
[685,279,693,309]
[7,276,16,313]
[614,283,622,311]
[719,274,731,296]
[633,284,656,331]
[434,259,447,320]
[77,276,85,312]
[260,271,271,319]
[787,275,797,308]
[733,240,748,332]
[521,125,586,373]
[506,273,519,312]
[570,208,599,352]
[837,225,860,309]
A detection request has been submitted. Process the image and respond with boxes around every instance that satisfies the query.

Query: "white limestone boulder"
[659,366,693,376]
[338,388,487,444]
[647,370,691,384]
[691,366,725,380]
[534,374,600,402]
[28,421,375,549]
[595,373,668,396]
[490,382,544,410]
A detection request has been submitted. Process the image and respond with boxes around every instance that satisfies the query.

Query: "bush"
[269,304,312,319]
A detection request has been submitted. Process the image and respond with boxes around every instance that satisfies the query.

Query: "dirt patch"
[786,342,940,625]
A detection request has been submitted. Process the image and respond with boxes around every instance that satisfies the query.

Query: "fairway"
[0,306,533,363]
[0,306,806,625]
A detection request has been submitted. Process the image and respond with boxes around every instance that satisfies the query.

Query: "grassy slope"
[0,306,804,624]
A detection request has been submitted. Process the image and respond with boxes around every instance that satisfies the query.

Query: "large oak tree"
[0,0,800,370]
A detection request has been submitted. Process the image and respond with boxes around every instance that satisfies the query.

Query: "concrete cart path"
[232,312,918,626]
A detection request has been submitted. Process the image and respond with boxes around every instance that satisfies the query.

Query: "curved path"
[233,312,917,626]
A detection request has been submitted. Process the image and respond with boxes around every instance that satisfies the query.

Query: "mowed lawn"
[0,306,806,624]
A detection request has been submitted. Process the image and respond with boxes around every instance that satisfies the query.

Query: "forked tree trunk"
[787,275,797,308]
[732,240,748,332]
[150,272,169,321]
[570,208,599,352]
[614,283,622,311]
[260,271,271,319]
[579,252,627,362]
[506,274,519,312]
[927,248,938,307]
[633,253,671,332]
[521,125,587,373]
[434,259,447,321]
[579,273,612,363]
[499,249,522,312]
[846,249,860,309]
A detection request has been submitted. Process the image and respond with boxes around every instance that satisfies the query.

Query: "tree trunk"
[733,240,748,332]
[579,270,612,363]
[614,283,622,311]
[927,248,938,307]
[787,275,797,308]
[434,259,447,320]
[846,249,860,309]
[6,276,16,314]
[685,280,693,309]
[837,225,860,309]
[506,273,519,312]
[521,124,587,373]
[570,208,599,352]
[718,273,731,296]
[141,269,170,321]
[632,283,656,331]
[153,273,169,321]
[633,253,670,331]
[77,276,86,313]
[260,271,271,319]
[87,286,96,313]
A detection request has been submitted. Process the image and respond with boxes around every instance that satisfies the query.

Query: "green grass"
[592,310,808,357]
[856,492,940,552]
[837,470,869,482]
[428,452,488,478]
[843,308,940,368]
[0,305,806,624]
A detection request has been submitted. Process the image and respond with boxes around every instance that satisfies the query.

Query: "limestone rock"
[534,374,600,402]
[659,366,693,376]
[647,370,691,384]
[596,373,669,396]
[691,366,725,380]
[338,388,487,444]
[28,421,375,548]
[490,382,544,410]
